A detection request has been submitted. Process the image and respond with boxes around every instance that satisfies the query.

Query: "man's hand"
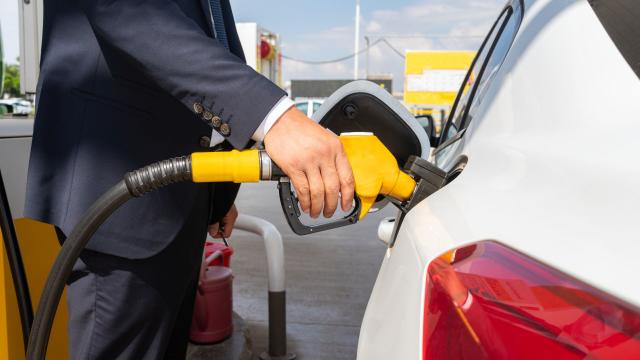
[209,204,238,238]
[263,107,355,219]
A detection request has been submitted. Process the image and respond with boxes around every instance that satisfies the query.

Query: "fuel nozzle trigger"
[277,178,362,235]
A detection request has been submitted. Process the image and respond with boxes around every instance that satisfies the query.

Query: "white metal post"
[18,0,43,95]
[364,36,370,80]
[353,0,361,80]
[234,214,285,292]
[233,214,294,360]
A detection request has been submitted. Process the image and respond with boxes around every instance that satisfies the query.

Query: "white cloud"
[281,0,506,92]
[283,57,351,80]
[280,24,357,81]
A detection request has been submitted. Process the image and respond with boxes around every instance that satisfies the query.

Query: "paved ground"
[224,182,396,359]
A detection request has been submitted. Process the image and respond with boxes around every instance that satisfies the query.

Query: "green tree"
[1,22,4,96]
[1,59,4,98]
[3,61,20,98]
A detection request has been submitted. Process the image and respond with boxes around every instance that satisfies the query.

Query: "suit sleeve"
[208,183,240,225]
[80,0,287,148]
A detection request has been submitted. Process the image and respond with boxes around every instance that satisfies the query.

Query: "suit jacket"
[25,0,286,258]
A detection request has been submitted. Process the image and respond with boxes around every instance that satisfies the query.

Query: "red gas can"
[190,244,234,344]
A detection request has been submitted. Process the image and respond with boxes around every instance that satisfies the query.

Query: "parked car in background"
[358,0,640,358]
[294,98,324,117]
[0,99,34,117]
[0,104,9,116]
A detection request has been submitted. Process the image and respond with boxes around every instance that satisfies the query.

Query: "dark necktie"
[209,0,229,50]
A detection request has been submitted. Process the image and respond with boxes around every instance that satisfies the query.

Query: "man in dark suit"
[25,0,355,358]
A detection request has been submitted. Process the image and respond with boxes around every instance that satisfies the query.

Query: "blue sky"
[1,0,505,91]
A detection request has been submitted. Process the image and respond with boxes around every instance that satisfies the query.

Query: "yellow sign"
[404,51,476,106]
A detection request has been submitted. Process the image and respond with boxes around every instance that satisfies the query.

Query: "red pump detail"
[423,241,640,359]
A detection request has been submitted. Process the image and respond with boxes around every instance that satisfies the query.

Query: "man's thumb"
[208,223,220,237]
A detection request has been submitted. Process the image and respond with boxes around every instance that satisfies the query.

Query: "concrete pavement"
[227,182,397,359]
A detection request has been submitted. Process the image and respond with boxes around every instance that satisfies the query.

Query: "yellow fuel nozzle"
[189,133,417,222]
[191,149,262,183]
[339,133,416,219]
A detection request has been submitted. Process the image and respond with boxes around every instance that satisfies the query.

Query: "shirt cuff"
[251,96,295,142]
[209,129,226,147]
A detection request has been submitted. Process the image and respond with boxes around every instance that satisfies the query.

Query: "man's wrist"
[251,96,295,142]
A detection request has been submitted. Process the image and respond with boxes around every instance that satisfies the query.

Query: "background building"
[290,76,392,100]
[236,22,282,87]
[403,50,475,133]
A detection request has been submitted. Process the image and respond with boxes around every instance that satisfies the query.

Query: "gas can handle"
[199,250,224,283]
[204,250,224,267]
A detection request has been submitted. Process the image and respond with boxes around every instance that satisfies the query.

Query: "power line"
[365,34,486,39]
[281,33,483,65]
[282,37,408,64]
[281,38,384,65]
[379,38,405,59]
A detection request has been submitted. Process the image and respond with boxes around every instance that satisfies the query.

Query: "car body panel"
[358,0,640,358]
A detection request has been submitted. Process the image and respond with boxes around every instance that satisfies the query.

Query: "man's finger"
[222,218,236,238]
[306,166,324,218]
[222,226,232,238]
[320,163,340,218]
[336,150,355,211]
[290,173,311,214]
[208,223,220,238]
[220,205,238,238]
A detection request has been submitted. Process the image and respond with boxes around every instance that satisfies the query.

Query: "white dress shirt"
[209,96,295,146]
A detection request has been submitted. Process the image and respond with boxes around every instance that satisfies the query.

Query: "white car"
[0,99,34,116]
[356,0,640,358]
[294,98,324,117]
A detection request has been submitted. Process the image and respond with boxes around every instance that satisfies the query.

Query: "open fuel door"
[312,80,430,166]
[309,81,445,246]
[276,82,430,234]
[311,80,431,212]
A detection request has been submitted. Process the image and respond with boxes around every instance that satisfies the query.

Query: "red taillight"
[423,241,640,359]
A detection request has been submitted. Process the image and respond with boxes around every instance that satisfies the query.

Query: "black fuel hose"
[27,156,191,360]
[0,170,34,351]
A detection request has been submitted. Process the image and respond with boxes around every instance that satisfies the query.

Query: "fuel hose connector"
[124,156,192,197]
[190,149,282,183]
[124,151,282,196]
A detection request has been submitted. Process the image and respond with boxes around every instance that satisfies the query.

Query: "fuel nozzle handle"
[259,134,418,207]
[339,133,416,218]
[189,133,417,224]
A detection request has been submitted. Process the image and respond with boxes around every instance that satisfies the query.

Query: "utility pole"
[364,36,370,80]
[353,0,361,80]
